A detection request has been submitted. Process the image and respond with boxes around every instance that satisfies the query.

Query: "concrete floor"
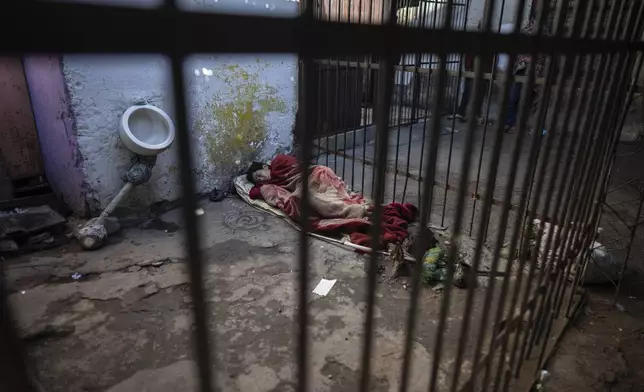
[6,198,522,392]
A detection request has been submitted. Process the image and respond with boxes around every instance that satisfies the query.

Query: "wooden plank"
[0,57,43,180]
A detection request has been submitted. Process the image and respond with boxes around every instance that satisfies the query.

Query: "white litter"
[312,279,337,296]
[195,208,205,216]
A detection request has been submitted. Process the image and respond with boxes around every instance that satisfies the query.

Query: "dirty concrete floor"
[5,198,518,392]
[547,280,644,392]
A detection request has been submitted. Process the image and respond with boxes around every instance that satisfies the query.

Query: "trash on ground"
[71,272,83,280]
[422,247,447,285]
[583,241,620,284]
[422,247,468,288]
[195,208,205,216]
[531,369,550,391]
[209,187,227,202]
[312,278,337,296]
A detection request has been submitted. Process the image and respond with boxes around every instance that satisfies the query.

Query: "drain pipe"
[76,156,156,250]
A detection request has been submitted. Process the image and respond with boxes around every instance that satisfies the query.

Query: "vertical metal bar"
[450,0,528,389]
[464,0,533,386]
[358,0,396,389]
[165,2,213,391]
[0,266,37,392]
[400,0,422,203]
[548,0,637,322]
[325,0,332,167]
[393,65,405,202]
[316,60,324,165]
[296,1,316,391]
[519,0,594,359]
[556,0,643,325]
[528,0,614,329]
[333,0,341,174]
[341,0,350,181]
[513,0,586,364]
[555,1,644,320]
[505,0,607,381]
[429,1,494,391]
[440,0,463,227]
[468,0,506,238]
[486,0,556,389]
[612,191,644,302]
[399,2,458,390]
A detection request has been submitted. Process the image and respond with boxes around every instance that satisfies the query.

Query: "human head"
[246,162,271,184]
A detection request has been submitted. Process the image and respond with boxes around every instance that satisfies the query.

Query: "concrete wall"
[23,56,88,215]
[41,0,298,216]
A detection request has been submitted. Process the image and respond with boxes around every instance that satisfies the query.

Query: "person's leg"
[505,80,523,129]
[454,77,473,118]
[473,78,490,121]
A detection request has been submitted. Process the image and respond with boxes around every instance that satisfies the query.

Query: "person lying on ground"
[246,154,371,221]
[245,154,418,248]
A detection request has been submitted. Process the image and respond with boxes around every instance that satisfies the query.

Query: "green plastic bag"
[422,247,446,284]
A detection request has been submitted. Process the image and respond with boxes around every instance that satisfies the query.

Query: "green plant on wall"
[194,63,287,174]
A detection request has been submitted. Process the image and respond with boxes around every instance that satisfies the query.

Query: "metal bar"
[164,1,214,391]
[515,0,587,363]
[559,3,644,317]
[504,0,579,379]
[9,2,644,56]
[401,0,426,204]
[0,263,37,392]
[612,191,644,303]
[488,0,556,388]
[528,1,643,371]
[294,2,317,391]
[393,58,406,202]
[507,0,629,380]
[429,0,494,390]
[295,4,316,392]
[520,0,595,359]
[526,1,617,335]
[468,0,505,238]
[399,12,455,392]
[552,0,642,321]
[359,0,396,389]
[465,0,530,387]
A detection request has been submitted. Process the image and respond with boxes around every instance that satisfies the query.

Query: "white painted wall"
[63,0,298,214]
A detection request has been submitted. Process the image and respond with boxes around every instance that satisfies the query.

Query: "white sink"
[119,104,175,156]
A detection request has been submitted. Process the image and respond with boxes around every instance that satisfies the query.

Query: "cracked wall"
[28,0,297,216]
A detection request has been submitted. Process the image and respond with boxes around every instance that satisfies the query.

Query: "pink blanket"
[249,155,417,248]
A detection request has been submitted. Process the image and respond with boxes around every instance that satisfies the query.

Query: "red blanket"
[249,155,417,248]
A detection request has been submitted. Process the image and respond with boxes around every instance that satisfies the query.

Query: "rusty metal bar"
[430,0,495,390]
[358,0,396,389]
[164,0,214,390]
[487,0,557,388]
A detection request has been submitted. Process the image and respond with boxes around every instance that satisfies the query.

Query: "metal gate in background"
[2,0,644,392]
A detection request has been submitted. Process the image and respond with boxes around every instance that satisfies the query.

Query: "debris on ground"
[71,272,83,280]
[583,241,620,284]
[421,247,469,288]
[531,369,551,391]
[422,247,447,285]
[312,278,337,296]
[209,187,228,202]
[0,238,18,252]
[195,208,205,216]
[0,205,68,253]
[388,242,406,278]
